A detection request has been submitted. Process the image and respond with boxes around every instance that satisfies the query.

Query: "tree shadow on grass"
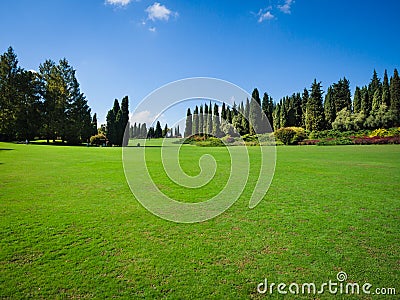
[0,148,14,151]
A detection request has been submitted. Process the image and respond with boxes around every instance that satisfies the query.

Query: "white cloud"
[146,2,177,21]
[105,0,132,6]
[149,27,156,32]
[257,9,275,22]
[278,0,294,14]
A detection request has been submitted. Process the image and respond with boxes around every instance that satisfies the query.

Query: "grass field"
[1,141,399,298]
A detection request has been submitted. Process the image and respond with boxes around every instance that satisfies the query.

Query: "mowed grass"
[0,141,399,299]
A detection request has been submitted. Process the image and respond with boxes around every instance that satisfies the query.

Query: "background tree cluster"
[184,69,400,136]
[184,91,274,138]
[129,121,180,139]
[105,96,129,146]
[0,47,95,143]
[275,70,400,132]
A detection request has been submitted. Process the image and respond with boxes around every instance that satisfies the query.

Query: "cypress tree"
[305,79,325,131]
[199,105,203,135]
[301,88,309,128]
[212,103,222,137]
[184,108,192,137]
[361,86,371,114]
[353,86,362,113]
[163,123,168,137]
[207,101,213,135]
[382,70,390,107]
[250,88,262,134]
[192,105,199,135]
[204,103,208,134]
[390,69,400,116]
[368,69,381,104]
[155,121,162,138]
[324,87,335,129]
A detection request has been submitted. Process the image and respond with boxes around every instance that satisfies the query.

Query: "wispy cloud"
[278,0,294,14]
[149,27,156,32]
[105,0,132,7]
[146,2,177,21]
[257,9,275,23]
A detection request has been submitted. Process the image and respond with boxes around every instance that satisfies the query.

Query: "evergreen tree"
[301,88,309,128]
[207,101,213,135]
[305,79,325,131]
[324,87,335,129]
[155,121,162,138]
[212,103,222,137]
[192,105,199,134]
[390,69,400,120]
[203,103,208,134]
[0,46,21,140]
[221,102,227,121]
[382,69,390,107]
[361,86,371,114]
[280,100,288,128]
[141,123,148,138]
[332,77,351,113]
[250,88,262,134]
[199,105,203,135]
[184,108,192,137]
[371,87,382,112]
[368,69,381,103]
[242,98,250,134]
[273,103,281,130]
[92,113,98,136]
[121,96,129,146]
[14,69,41,141]
[353,86,362,113]
[163,123,168,137]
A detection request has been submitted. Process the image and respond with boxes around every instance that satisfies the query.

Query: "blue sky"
[1,0,399,125]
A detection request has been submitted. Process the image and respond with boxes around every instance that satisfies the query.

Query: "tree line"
[0,47,96,143]
[183,69,400,137]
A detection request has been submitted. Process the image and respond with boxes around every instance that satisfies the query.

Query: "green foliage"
[305,80,325,131]
[332,108,366,131]
[90,133,107,146]
[274,127,306,145]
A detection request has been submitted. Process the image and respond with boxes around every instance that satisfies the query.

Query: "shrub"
[369,128,388,137]
[90,134,107,146]
[274,127,306,145]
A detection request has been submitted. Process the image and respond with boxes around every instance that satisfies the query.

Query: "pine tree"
[305,79,325,131]
[184,108,192,137]
[0,46,20,140]
[332,77,351,113]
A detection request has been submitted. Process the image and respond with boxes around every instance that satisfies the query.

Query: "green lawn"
[0,141,399,298]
